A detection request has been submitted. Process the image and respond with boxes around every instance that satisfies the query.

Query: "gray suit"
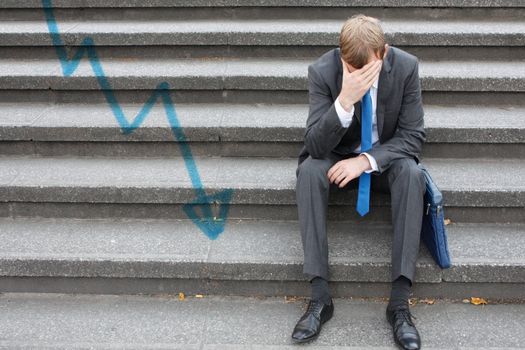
[296,46,427,284]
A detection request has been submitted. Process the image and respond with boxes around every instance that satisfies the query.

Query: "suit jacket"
[298,46,426,174]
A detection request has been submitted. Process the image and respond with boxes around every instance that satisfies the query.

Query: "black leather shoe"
[386,305,421,350]
[291,298,334,343]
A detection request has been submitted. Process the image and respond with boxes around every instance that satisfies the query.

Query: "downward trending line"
[41,0,233,239]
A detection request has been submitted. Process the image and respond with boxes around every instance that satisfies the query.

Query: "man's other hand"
[338,58,382,112]
[327,155,372,188]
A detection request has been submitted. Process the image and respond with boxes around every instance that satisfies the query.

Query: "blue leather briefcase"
[418,163,452,269]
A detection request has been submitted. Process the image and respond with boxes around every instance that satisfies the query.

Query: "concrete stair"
[0,103,524,158]
[2,20,524,48]
[0,217,524,300]
[1,58,524,91]
[0,155,523,223]
[0,1,524,346]
[1,292,524,349]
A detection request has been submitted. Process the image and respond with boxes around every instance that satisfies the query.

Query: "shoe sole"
[291,332,321,344]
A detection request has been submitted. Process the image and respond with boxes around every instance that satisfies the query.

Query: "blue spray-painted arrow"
[42,0,233,240]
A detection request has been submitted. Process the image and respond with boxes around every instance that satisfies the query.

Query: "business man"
[291,15,426,350]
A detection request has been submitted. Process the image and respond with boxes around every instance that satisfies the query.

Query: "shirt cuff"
[334,96,354,128]
[361,152,379,173]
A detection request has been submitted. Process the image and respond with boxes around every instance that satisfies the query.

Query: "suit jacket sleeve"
[303,64,350,159]
[367,60,426,173]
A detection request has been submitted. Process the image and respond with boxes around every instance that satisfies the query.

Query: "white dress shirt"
[334,77,380,173]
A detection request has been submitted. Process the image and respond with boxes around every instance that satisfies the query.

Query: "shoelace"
[394,307,417,327]
[306,300,323,313]
[305,300,326,319]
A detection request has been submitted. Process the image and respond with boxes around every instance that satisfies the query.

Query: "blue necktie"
[356,89,372,216]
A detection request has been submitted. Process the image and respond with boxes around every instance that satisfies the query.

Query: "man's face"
[344,45,387,73]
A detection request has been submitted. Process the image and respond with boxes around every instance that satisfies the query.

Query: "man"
[291,14,426,350]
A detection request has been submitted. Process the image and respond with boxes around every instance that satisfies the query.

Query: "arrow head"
[183,189,234,240]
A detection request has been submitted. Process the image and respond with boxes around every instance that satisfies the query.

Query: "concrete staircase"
[0,1,524,347]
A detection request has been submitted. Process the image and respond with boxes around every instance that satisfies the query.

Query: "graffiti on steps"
[42,0,233,240]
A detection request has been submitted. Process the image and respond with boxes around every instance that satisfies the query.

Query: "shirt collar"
[372,76,379,89]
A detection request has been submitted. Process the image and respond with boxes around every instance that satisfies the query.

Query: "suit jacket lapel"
[375,49,393,138]
[354,100,361,123]
[376,69,388,138]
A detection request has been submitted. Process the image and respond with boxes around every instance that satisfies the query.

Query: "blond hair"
[339,14,386,69]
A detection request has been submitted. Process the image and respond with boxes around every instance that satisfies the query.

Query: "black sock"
[310,276,331,305]
[388,275,412,309]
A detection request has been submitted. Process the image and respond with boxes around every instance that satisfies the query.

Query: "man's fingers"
[327,164,335,179]
[339,175,354,188]
[350,60,381,96]
[327,163,340,182]
[342,58,381,83]
[361,60,382,82]
[329,166,344,183]
[351,59,376,77]
[328,161,347,183]
[334,172,347,185]
[355,59,380,79]
[361,61,382,89]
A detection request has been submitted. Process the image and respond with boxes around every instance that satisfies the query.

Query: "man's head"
[339,14,388,72]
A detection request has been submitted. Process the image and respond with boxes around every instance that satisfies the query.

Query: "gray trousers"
[296,152,426,285]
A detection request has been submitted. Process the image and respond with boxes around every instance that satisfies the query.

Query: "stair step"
[3,6,525,26]
[0,155,523,223]
[0,217,523,297]
[1,58,523,92]
[0,103,523,158]
[0,102,522,142]
[0,293,523,349]
[2,20,524,47]
[2,0,524,8]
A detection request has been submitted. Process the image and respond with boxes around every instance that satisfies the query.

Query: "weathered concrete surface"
[0,293,524,349]
[0,217,523,284]
[0,103,523,143]
[0,155,522,207]
[1,20,524,46]
[2,0,525,8]
[0,58,523,91]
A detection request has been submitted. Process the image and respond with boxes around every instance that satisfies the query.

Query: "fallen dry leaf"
[284,296,299,303]
[420,298,436,305]
[444,218,452,225]
[470,297,487,305]
[408,298,418,305]
[195,294,204,299]
[178,292,185,301]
